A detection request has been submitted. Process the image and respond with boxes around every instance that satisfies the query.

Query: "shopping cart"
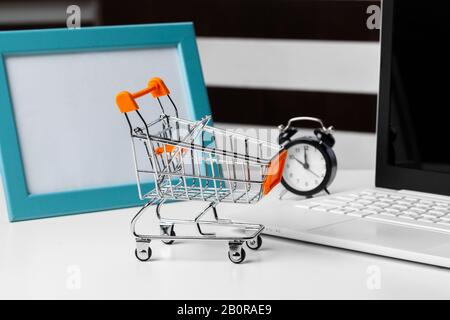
[116,77,287,263]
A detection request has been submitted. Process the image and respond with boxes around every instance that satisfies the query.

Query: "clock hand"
[306,169,322,179]
[293,157,307,168]
[294,156,322,178]
[304,149,310,169]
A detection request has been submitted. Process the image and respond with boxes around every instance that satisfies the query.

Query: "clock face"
[283,142,328,192]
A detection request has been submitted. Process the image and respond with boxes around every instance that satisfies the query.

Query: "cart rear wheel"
[246,235,263,250]
[162,229,176,245]
[228,248,246,264]
[135,247,152,262]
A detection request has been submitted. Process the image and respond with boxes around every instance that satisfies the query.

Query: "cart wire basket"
[116,77,287,263]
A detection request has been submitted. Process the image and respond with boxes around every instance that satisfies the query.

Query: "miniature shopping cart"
[116,77,287,263]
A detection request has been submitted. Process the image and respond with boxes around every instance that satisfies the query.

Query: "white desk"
[1,167,450,300]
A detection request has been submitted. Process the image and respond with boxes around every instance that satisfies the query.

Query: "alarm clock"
[278,117,337,197]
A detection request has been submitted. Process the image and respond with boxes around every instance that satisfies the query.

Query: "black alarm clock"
[278,117,337,197]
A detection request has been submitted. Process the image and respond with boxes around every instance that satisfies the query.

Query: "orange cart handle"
[262,149,287,196]
[116,77,170,113]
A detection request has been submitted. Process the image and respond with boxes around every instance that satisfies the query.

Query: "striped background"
[108,0,382,132]
[1,0,381,132]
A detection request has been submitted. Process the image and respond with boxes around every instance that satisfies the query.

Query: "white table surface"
[2,167,450,300]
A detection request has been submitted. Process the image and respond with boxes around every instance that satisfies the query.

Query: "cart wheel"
[246,235,263,250]
[135,247,152,262]
[162,230,176,245]
[228,248,246,264]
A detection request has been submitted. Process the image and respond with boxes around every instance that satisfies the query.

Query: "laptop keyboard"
[297,189,450,233]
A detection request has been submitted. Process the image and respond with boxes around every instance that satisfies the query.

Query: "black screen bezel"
[376,0,450,196]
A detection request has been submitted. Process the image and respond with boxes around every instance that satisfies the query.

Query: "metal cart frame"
[116,77,286,263]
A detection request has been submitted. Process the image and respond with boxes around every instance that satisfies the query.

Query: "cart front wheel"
[135,247,152,262]
[246,235,263,250]
[161,224,176,245]
[162,230,176,245]
[228,248,246,264]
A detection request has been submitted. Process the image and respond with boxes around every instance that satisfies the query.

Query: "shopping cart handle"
[133,77,170,99]
[116,77,170,113]
[263,150,288,195]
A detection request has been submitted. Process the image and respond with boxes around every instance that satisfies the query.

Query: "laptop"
[242,0,450,268]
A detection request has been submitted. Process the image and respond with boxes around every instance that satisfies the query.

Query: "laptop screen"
[377,0,450,195]
[388,1,450,174]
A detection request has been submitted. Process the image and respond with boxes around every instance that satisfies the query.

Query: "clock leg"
[279,188,288,200]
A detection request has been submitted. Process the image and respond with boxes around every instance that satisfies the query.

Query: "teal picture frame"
[0,23,211,222]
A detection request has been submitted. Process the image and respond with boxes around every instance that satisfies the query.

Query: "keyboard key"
[437,221,450,227]
[411,208,426,214]
[360,209,379,215]
[329,209,351,215]
[398,214,417,220]
[347,211,373,217]
[373,202,390,208]
[398,200,415,206]
[426,210,446,217]
[422,212,442,219]
[392,204,408,210]
[349,203,365,208]
[403,210,421,215]
[366,205,383,211]
[436,202,450,207]
[381,212,400,217]
[402,210,419,215]
[314,206,334,212]
[317,202,340,208]
[432,206,448,212]
[356,199,373,205]
[428,210,450,216]
[418,217,438,224]
[362,195,377,201]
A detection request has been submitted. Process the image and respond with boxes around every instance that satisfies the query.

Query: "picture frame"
[0,23,211,221]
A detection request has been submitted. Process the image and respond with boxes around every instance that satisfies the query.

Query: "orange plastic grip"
[154,145,186,155]
[147,77,170,98]
[116,91,139,113]
[115,77,170,113]
[262,150,287,196]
